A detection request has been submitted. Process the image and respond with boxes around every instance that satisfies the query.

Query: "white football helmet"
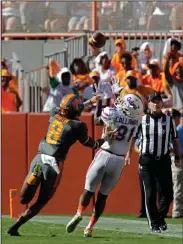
[114,94,144,119]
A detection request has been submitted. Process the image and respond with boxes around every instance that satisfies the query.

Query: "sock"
[11,215,27,230]
[76,205,86,216]
[85,216,98,230]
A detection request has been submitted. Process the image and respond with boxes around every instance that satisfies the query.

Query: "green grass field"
[2,215,182,244]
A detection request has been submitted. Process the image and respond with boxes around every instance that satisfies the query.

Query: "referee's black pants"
[139,154,173,228]
[138,171,163,216]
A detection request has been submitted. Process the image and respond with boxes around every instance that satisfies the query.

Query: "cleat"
[7,226,21,236]
[66,215,83,233]
[84,228,93,237]
[151,225,161,233]
[159,219,168,231]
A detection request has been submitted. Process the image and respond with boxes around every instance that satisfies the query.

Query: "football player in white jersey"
[66,94,144,237]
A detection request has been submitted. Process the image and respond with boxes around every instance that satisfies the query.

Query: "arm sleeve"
[170,116,178,139]
[134,123,142,139]
[78,122,104,149]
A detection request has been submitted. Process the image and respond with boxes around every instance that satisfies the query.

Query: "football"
[89,32,106,48]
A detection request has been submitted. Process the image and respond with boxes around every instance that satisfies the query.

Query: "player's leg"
[66,150,106,233]
[84,154,125,237]
[7,155,42,236]
[23,162,63,221]
[7,158,63,236]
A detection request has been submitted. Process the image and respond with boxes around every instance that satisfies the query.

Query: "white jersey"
[101,106,140,155]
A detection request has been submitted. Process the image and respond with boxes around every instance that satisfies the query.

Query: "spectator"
[70,58,91,96]
[139,42,157,75]
[44,1,68,32]
[1,57,8,70]
[19,1,48,32]
[131,47,140,68]
[142,59,172,101]
[164,54,183,109]
[98,1,119,30]
[1,69,22,112]
[2,1,21,33]
[1,58,19,94]
[83,71,113,112]
[94,52,115,83]
[170,3,183,30]
[171,109,183,218]
[131,2,150,30]
[147,2,174,30]
[138,2,155,30]
[68,2,91,31]
[111,39,137,73]
[162,38,183,69]
[116,52,142,87]
[43,67,77,112]
[84,38,101,72]
[119,71,154,110]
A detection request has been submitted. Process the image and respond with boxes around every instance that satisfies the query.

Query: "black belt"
[141,153,169,161]
[101,148,125,157]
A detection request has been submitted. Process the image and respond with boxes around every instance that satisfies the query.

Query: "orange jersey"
[116,70,142,87]
[120,85,154,98]
[162,52,183,68]
[142,72,165,93]
[9,75,19,94]
[111,53,137,73]
[2,88,17,112]
[72,74,92,94]
[2,69,19,95]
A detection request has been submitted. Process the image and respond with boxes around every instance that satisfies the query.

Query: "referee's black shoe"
[159,219,168,231]
[151,225,161,233]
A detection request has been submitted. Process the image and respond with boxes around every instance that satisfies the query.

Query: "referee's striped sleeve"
[134,124,142,139]
[170,116,178,139]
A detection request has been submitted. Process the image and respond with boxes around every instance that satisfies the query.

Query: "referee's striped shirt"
[136,113,178,157]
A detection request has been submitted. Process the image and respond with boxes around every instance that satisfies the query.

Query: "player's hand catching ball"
[103,127,118,141]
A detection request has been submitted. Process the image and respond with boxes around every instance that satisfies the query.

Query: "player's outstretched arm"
[94,99,103,125]
[78,122,116,149]
[78,122,104,149]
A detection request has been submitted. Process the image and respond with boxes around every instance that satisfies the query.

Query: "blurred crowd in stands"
[2,37,183,114]
[2,1,183,33]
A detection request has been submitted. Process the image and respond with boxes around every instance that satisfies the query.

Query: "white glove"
[111,77,122,94]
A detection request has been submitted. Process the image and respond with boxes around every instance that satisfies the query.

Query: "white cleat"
[66,214,83,233]
[84,228,93,238]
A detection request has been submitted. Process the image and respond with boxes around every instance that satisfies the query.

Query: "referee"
[126,92,181,233]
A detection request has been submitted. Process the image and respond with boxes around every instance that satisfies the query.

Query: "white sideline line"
[3,215,182,238]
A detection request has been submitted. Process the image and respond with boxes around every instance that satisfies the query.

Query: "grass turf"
[2,217,182,244]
